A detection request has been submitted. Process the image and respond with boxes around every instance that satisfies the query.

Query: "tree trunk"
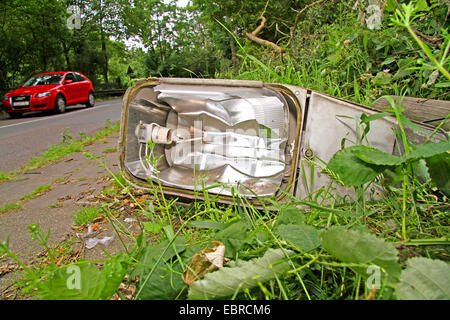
[229,33,237,66]
[62,40,72,70]
[100,24,109,88]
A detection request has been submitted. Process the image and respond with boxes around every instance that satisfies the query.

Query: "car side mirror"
[64,79,73,85]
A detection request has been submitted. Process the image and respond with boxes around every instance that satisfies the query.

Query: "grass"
[0,184,53,214]
[48,202,64,208]
[0,120,120,183]
[73,206,102,226]
[0,203,23,214]
[102,147,117,154]
[20,184,52,202]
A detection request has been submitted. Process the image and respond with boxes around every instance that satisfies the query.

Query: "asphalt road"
[0,98,123,173]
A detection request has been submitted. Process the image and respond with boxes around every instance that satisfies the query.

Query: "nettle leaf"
[137,262,186,300]
[134,237,187,300]
[397,257,450,300]
[276,207,305,226]
[425,152,450,197]
[327,147,387,186]
[277,224,320,252]
[214,220,248,258]
[188,249,293,300]
[381,56,396,66]
[407,141,450,162]
[187,220,229,230]
[38,255,127,300]
[321,227,401,285]
[133,237,186,278]
[351,145,404,166]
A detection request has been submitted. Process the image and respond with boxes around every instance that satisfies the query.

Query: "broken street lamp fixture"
[119,78,446,205]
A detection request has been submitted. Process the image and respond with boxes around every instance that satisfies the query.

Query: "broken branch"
[245,16,284,53]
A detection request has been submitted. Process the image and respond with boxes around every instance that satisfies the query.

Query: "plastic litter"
[85,235,115,249]
[76,224,99,239]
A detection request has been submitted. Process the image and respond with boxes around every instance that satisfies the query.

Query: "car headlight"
[36,92,51,98]
[119,78,444,205]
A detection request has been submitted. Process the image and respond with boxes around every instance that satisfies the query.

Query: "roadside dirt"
[0,134,137,299]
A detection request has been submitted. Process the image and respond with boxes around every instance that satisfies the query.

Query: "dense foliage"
[1,0,448,103]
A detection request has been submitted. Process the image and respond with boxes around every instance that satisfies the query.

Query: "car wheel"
[85,91,95,108]
[55,95,66,114]
[10,113,23,119]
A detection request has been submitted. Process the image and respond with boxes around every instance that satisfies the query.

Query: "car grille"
[12,95,31,109]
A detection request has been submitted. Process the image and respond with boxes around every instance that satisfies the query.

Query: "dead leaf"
[92,216,104,224]
[182,241,226,286]
[91,223,99,231]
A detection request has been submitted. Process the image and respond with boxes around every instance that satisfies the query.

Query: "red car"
[1,71,95,118]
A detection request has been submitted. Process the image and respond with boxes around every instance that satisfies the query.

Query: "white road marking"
[0,101,118,131]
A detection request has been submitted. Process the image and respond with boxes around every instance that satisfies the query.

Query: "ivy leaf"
[327,147,387,186]
[277,224,320,252]
[397,257,450,300]
[188,249,293,300]
[321,227,401,285]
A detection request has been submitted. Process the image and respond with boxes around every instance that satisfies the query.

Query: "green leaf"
[277,224,320,252]
[435,81,450,88]
[407,141,450,161]
[373,72,392,86]
[360,112,392,125]
[188,249,293,300]
[351,145,404,166]
[137,261,186,300]
[133,237,186,279]
[397,257,450,300]
[134,237,187,300]
[327,147,387,186]
[426,152,450,197]
[321,227,401,284]
[381,57,396,66]
[415,0,429,11]
[143,221,164,234]
[276,207,305,226]
[187,220,229,230]
[214,220,248,258]
[38,255,127,300]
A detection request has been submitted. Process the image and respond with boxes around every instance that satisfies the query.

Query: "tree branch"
[245,16,284,53]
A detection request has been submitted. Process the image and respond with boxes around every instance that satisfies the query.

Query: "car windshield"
[23,74,63,87]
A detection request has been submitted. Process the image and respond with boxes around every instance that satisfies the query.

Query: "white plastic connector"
[135,122,173,145]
